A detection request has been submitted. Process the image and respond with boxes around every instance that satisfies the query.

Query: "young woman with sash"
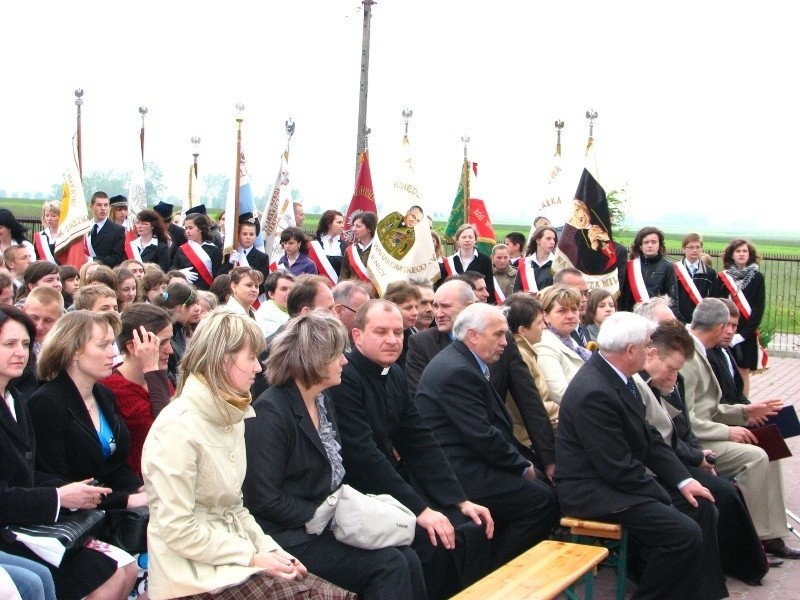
[339,211,376,285]
[618,226,678,312]
[514,225,558,294]
[312,210,348,280]
[713,239,766,397]
[169,213,221,291]
[441,223,496,304]
[34,201,61,265]
[130,209,170,273]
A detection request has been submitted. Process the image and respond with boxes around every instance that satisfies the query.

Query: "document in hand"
[750,424,792,461]
[765,405,800,439]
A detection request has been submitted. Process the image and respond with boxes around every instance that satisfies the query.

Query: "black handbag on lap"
[102,506,149,554]
[1,509,106,566]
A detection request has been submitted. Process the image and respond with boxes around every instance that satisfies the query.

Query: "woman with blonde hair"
[142,310,353,600]
[29,310,147,511]
[534,286,590,404]
[442,223,495,303]
[34,200,61,264]
[243,310,425,599]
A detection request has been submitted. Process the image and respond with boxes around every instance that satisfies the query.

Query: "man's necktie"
[482,366,491,381]
[92,224,99,237]
[626,378,642,403]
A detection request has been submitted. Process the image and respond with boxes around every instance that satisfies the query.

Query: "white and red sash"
[126,236,144,262]
[308,240,339,285]
[443,256,457,278]
[718,271,752,320]
[345,244,372,283]
[674,262,703,306]
[516,260,539,294]
[626,258,650,303]
[34,232,57,264]
[181,241,214,287]
[493,277,506,304]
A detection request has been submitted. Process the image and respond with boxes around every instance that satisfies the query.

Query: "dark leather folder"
[750,424,792,461]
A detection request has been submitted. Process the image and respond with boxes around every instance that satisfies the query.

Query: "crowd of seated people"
[0,201,796,599]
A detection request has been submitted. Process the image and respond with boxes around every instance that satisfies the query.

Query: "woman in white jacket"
[534,286,592,404]
[141,310,353,600]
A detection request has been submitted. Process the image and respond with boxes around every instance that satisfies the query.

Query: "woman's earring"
[72,359,79,368]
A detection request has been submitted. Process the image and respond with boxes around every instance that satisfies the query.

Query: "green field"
[6,199,798,254]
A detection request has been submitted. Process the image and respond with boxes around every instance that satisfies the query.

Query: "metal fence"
[666,248,799,353]
[17,219,799,351]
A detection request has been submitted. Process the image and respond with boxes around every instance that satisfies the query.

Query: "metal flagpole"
[74,89,84,180]
[192,136,201,178]
[355,0,376,178]
[233,103,245,249]
[139,106,148,162]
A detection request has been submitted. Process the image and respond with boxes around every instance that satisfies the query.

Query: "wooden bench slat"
[560,517,623,535]
[452,540,609,600]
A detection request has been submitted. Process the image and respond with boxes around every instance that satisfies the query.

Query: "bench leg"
[564,570,596,600]
[615,531,628,600]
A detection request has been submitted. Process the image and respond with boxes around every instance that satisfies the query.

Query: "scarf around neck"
[726,263,758,290]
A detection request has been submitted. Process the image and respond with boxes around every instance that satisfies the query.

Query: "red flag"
[343,151,377,243]
[467,162,496,254]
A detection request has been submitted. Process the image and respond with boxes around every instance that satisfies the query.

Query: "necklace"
[85,395,97,414]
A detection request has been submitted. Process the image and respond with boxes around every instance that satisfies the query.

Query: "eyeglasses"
[338,304,357,314]
[579,289,590,298]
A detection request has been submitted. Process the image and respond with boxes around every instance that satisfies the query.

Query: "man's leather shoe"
[763,538,800,559]
[767,556,784,568]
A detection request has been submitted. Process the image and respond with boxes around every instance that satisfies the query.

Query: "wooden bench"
[560,517,628,600]
[451,540,609,599]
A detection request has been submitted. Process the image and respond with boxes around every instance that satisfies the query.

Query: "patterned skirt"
[176,572,357,600]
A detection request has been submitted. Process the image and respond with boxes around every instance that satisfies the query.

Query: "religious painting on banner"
[368,135,440,295]
[552,136,619,296]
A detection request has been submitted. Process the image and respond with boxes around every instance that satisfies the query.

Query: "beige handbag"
[305,484,416,550]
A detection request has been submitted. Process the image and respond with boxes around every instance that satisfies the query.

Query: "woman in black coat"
[27,310,147,512]
[440,224,496,304]
[131,208,171,272]
[243,311,425,600]
[0,306,137,600]
[713,239,766,397]
[170,213,222,291]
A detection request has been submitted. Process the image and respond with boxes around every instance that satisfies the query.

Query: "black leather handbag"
[102,506,149,554]
[1,509,106,566]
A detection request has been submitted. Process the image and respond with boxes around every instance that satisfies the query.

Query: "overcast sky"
[2,0,797,233]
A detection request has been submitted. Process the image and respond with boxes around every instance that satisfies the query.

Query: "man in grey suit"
[405,279,556,475]
[682,298,799,559]
[415,303,559,568]
[556,311,727,600]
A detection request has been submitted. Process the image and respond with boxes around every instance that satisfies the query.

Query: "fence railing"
[17,219,799,352]
[665,248,799,353]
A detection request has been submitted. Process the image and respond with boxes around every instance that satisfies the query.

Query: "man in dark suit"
[707,298,749,406]
[415,303,559,568]
[86,192,125,268]
[405,279,556,474]
[331,300,495,599]
[556,311,728,600]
